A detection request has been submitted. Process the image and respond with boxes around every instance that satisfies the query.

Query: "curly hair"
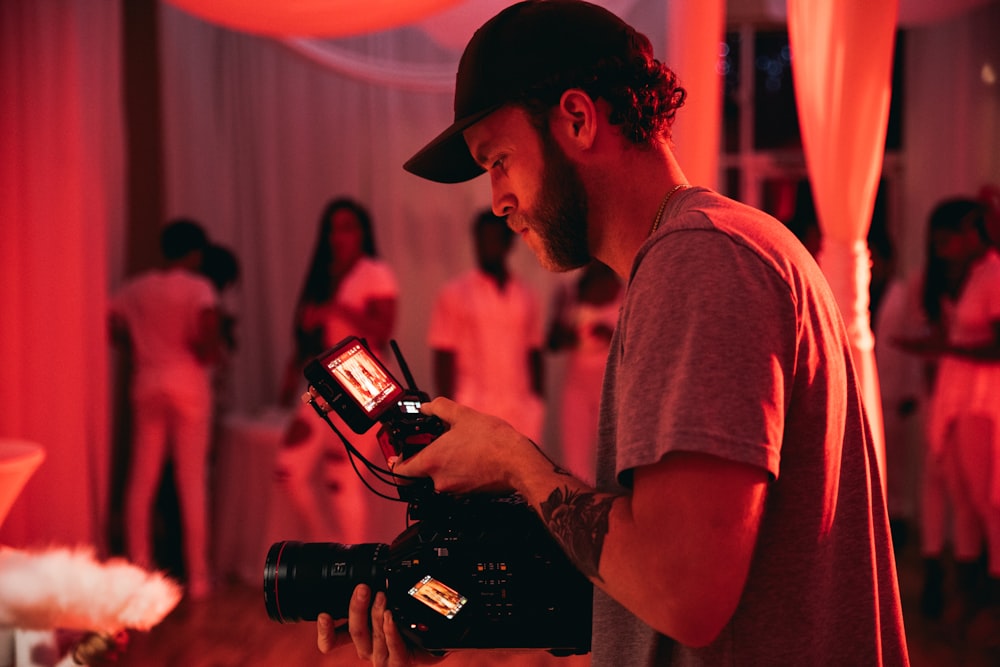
[514,35,686,147]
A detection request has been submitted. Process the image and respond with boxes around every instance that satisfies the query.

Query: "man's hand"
[392,398,545,494]
[316,585,369,655]
[317,585,444,666]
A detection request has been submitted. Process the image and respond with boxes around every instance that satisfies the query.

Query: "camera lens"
[264,541,387,622]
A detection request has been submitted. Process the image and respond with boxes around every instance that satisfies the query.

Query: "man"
[320,1,909,664]
[428,209,545,442]
[109,219,221,600]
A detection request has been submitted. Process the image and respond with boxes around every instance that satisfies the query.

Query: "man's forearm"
[538,484,619,582]
[510,445,765,646]
[515,444,622,583]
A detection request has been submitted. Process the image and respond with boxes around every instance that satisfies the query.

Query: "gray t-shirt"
[592,188,908,666]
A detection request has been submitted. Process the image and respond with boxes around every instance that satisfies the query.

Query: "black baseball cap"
[403,0,646,184]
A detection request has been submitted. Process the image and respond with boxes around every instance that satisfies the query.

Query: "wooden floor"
[116,532,998,667]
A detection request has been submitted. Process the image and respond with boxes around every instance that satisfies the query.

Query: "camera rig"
[266,336,593,655]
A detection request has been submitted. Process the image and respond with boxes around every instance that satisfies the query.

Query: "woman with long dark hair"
[896,198,1000,637]
[275,197,400,545]
[279,198,394,401]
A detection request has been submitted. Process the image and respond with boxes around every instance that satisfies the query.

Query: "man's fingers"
[316,613,349,654]
[419,396,457,421]
[394,397,461,478]
[370,592,389,665]
[348,585,373,660]
[383,611,413,667]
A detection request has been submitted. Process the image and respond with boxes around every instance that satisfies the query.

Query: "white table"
[213,408,302,586]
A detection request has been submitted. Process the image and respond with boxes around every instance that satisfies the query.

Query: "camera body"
[266,494,592,655]
[266,336,593,655]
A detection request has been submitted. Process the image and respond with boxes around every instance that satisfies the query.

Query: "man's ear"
[553,89,598,150]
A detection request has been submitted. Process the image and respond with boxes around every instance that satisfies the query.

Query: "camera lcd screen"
[407,575,468,619]
[321,340,403,417]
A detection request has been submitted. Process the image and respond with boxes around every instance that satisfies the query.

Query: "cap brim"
[402,105,501,184]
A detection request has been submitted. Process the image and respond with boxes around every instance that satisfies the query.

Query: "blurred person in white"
[895,197,1000,640]
[199,242,241,417]
[109,219,221,600]
[428,209,546,442]
[546,260,621,483]
[274,197,402,545]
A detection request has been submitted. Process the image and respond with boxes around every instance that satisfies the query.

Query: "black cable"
[315,408,423,503]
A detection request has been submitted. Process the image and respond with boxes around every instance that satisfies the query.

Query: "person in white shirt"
[546,260,621,484]
[427,209,545,442]
[895,198,1000,635]
[109,219,221,600]
[274,198,402,545]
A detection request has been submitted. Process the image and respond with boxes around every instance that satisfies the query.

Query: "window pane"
[753,30,800,151]
[723,167,741,200]
[722,31,741,154]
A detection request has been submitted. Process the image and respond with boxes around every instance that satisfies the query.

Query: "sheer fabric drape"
[787,0,899,483]
[0,0,123,547]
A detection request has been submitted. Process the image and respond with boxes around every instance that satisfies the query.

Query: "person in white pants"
[109,219,221,600]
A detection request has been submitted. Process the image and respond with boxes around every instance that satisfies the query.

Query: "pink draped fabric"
[666,0,724,189]
[0,441,45,529]
[0,0,121,547]
[787,0,899,486]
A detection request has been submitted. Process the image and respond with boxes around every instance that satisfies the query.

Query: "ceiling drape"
[787,0,899,487]
[163,0,465,37]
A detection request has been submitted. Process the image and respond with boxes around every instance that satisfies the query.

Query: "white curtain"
[0,0,123,547]
[159,3,491,412]
[157,0,666,416]
[787,0,899,484]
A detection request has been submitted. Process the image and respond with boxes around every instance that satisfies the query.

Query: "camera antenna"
[390,339,423,396]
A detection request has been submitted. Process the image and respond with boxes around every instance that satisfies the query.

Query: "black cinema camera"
[263,336,592,656]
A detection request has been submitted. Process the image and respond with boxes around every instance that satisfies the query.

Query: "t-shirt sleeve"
[192,276,218,310]
[614,230,796,482]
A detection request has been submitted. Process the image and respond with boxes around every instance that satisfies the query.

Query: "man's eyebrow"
[469,137,495,168]
[472,147,491,168]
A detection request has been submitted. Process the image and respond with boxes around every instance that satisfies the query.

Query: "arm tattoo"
[539,486,618,582]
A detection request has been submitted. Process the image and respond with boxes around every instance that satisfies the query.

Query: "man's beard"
[527,126,592,272]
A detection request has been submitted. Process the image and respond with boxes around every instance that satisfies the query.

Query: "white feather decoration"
[0,546,182,635]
